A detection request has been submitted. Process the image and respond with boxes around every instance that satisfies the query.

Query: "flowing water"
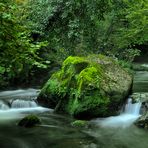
[133,63,148,92]
[133,71,148,92]
[0,85,147,148]
[0,89,50,120]
[91,98,141,128]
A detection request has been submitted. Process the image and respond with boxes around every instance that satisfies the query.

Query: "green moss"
[117,60,133,74]
[71,120,88,127]
[61,56,88,78]
[78,67,98,83]
[63,56,86,66]
[62,59,107,118]
[77,66,102,92]
[72,93,110,119]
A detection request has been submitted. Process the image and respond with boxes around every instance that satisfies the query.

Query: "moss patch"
[71,120,88,128]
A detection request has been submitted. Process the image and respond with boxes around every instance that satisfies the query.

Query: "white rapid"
[0,88,40,98]
[92,97,142,128]
[11,99,38,108]
[124,98,141,115]
[0,101,9,110]
[0,89,52,120]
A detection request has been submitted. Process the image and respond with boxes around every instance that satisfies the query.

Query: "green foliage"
[123,0,148,45]
[27,0,147,62]
[1,0,147,87]
[117,60,133,74]
[27,0,110,60]
[0,0,47,87]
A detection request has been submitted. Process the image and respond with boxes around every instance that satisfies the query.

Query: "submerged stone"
[71,120,88,128]
[135,112,148,129]
[18,114,41,127]
[37,55,132,119]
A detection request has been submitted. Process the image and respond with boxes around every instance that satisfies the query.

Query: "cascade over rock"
[37,55,133,119]
[135,112,148,129]
[132,93,148,129]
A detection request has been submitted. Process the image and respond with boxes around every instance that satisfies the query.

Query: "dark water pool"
[0,110,147,148]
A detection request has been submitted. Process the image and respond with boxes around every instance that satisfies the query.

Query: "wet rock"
[132,92,148,129]
[71,120,89,128]
[18,114,41,127]
[135,112,148,129]
[131,93,148,114]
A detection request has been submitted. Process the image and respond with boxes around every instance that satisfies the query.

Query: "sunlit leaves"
[0,0,48,87]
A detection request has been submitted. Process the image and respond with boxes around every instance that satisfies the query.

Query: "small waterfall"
[92,97,142,128]
[0,89,39,110]
[124,98,141,115]
[11,99,38,108]
[0,89,51,120]
[0,99,38,110]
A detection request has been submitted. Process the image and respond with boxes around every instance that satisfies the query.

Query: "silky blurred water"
[0,111,147,148]
[0,89,147,148]
[133,71,148,92]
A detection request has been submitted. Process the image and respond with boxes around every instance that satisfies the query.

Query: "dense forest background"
[0,0,148,89]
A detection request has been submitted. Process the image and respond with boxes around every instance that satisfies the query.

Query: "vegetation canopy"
[0,0,147,88]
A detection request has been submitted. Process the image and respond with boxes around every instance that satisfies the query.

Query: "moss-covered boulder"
[37,55,132,119]
[18,114,41,127]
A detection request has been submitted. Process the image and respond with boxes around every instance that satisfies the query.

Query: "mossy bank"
[37,55,133,119]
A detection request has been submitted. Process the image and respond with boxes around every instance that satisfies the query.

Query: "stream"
[0,69,148,148]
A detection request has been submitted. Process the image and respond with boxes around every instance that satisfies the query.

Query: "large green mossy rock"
[37,55,132,119]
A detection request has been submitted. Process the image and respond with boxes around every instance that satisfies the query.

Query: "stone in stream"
[131,93,148,114]
[71,120,89,128]
[18,114,41,127]
[37,55,133,119]
[132,92,148,129]
[135,112,148,129]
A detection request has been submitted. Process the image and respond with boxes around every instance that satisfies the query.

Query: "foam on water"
[11,99,38,108]
[0,89,40,99]
[0,89,51,120]
[0,107,52,120]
